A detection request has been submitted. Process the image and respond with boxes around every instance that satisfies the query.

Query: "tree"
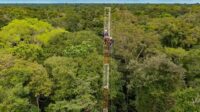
[128,55,185,112]
[0,18,65,62]
[170,88,200,112]
[0,53,52,111]
[112,8,162,111]
[12,43,43,61]
[0,18,65,47]
[164,47,187,64]
[147,17,199,49]
[183,49,200,87]
[44,56,97,111]
[44,31,102,57]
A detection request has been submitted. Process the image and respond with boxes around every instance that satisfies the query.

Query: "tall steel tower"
[103,7,111,112]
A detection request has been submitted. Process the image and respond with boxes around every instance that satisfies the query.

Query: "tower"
[103,7,111,112]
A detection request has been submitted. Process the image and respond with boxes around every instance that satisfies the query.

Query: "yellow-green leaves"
[0,18,65,46]
[165,47,188,63]
[36,28,65,45]
[12,43,43,61]
[170,88,200,112]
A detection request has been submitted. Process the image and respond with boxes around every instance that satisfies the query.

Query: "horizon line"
[0,2,199,4]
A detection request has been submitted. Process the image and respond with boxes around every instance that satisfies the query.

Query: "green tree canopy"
[0,18,65,47]
[128,55,185,112]
[0,53,52,111]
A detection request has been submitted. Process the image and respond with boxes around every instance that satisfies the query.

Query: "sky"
[0,0,199,4]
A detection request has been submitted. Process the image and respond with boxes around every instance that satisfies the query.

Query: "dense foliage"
[0,4,200,112]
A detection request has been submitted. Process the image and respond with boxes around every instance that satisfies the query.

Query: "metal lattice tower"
[103,7,111,112]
